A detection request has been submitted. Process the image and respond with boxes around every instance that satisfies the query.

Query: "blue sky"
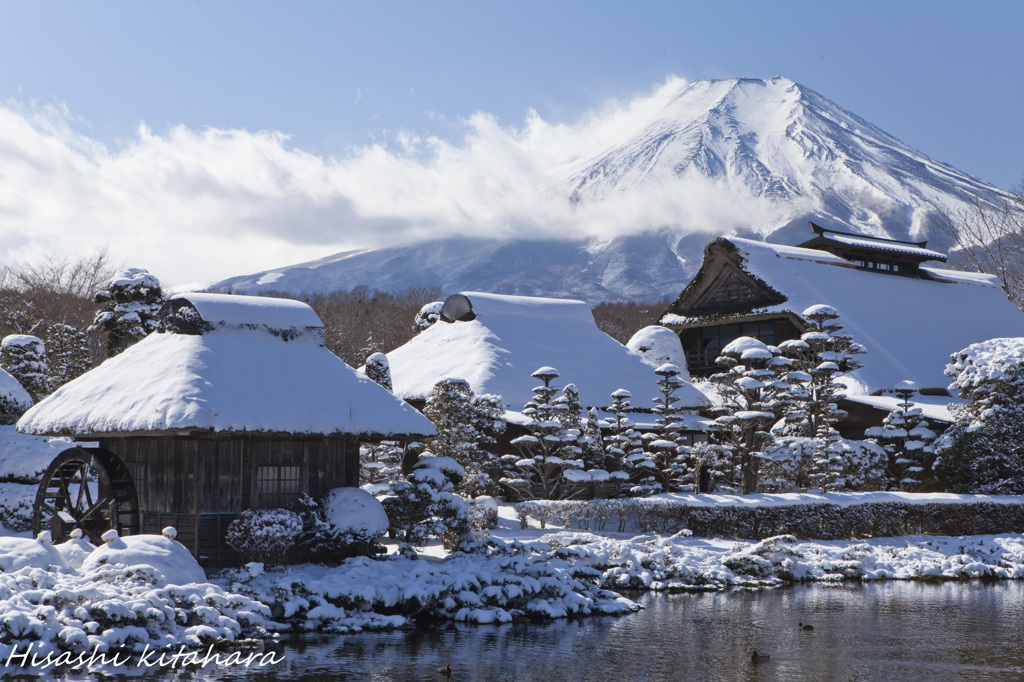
[1,1,1021,285]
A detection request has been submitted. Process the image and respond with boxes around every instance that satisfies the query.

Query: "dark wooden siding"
[98,434,360,569]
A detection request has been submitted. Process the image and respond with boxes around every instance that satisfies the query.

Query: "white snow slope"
[209,77,1009,304]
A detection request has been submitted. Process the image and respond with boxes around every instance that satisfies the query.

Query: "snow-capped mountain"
[212,77,1006,303]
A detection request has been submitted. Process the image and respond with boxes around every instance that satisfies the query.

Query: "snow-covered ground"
[4,498,1024,666]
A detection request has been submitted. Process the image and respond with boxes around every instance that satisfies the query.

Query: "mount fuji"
[212,77,1006,303]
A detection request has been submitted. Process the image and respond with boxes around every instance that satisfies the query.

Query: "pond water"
[79,581,1024,681]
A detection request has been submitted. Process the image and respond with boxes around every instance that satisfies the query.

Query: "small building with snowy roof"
[661,225,1024,428]
[384,291,710,419]
[18,293,434,568]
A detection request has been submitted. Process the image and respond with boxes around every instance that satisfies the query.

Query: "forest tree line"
[0,252,668,381]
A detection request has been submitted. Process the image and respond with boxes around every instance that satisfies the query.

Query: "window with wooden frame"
[256,465,302,508]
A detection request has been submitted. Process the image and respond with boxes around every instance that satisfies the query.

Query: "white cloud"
[0,76,810,288]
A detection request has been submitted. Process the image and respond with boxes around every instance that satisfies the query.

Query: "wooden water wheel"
[32,447,140,544]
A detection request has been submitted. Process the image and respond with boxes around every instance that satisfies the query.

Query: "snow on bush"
[627,326,689,378]
[938,337,1024,493]
[325,487,390,538]
[0,334,48,403]
[0,482,39,532]
[225,509,303,566]
[0,366,32,426]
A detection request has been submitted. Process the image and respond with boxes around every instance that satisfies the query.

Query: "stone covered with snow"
[386,292,709,411]
[17,294,434,438]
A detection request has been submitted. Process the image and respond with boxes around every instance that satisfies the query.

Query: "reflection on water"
[89,582,1024,681]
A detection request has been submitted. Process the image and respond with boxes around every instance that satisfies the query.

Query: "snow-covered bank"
[7,500,1024,658]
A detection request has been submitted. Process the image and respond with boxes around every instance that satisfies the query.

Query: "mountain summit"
[213,77,1005,303]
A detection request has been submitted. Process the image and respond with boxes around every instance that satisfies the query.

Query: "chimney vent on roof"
[440,294,475,323]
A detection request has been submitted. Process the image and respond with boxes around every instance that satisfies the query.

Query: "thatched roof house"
[661,233,1024,396]
[384,291,710,413]
[19,293,434,567]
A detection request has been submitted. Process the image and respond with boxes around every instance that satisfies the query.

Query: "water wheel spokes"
[33,447,140,545]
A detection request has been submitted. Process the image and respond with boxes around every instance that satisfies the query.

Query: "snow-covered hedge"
[514,496,1024,540]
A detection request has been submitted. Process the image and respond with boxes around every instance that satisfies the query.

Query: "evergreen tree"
[709,338,792,494]
[602,389,653,495]
[364,352,393,391]
[45,323,91,390]
[641,364,693,492]
[505,367,583,499]
[0,334,48,403]
[866,380,938,491]
[579,407,607,471]
[936,338,1024,494]
[778,305,869,492]
[379,456,470,556]
[90,268,164,357]
[423,378,505,497]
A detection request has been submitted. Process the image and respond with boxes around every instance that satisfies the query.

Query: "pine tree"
[45,323,91,390]
[866,380,938,491]
[505,367,583,500]
[778,305,869,492]
[359,440,406,486]
[0,334,48,402]
[602,389,653,495]
[90,268,164,357]
[641,364,693,492]
[708,338,791,494]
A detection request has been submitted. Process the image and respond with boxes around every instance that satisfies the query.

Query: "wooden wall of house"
[97,434,360,569]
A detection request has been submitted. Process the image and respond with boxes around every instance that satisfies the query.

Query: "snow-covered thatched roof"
[384,291,709,411]
[18,293,434,439]
[662,237,1024,395]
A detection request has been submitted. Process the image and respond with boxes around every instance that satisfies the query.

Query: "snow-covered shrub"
[423,378,505,497]
[44,323,92,390]
[937,337,1024,494]
[0,334,48,403]
[294,491,388,564]
[0,368,32,425]
[90,267,164,357]
[379,457,470,554]
[514,497,1024,541]
[414,300,443,331]
[627,325,690,376]
[225,509,303,566]
[364,352,392,391]
[468,496,499,540]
